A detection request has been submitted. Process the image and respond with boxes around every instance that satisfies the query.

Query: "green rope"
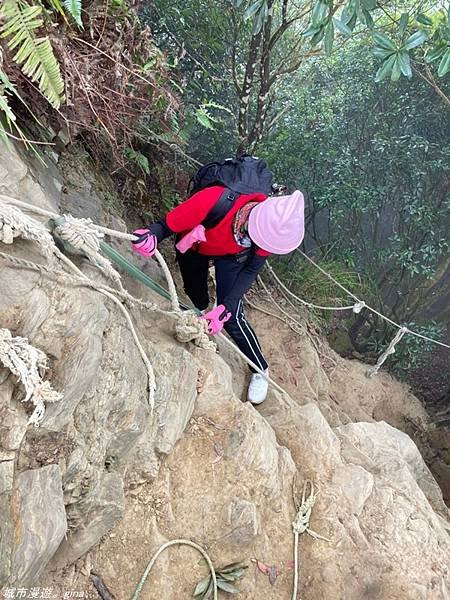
[99,241,199,314]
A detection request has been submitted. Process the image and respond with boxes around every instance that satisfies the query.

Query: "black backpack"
[187,155,273,228]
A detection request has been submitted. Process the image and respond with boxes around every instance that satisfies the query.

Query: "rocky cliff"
[0,142,449,599]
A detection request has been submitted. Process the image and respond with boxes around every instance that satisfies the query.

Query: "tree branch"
[413,63,450,109]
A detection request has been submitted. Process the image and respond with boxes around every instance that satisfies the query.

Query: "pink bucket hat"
[248,190,305,254]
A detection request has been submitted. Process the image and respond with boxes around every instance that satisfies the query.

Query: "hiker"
[130,157,304,405]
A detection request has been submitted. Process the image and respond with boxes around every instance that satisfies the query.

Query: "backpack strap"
[202,188,240,229]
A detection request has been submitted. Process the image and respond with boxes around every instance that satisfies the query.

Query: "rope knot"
[0,328,62,426]
[352,301,365,314]
[174,311,216,351]
[54,214,103,254]
[53,215,122,286]
[366,326,409,378]
[0,202,55,256]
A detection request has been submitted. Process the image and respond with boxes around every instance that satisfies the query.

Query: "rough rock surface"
[12,465,67,585]
[0,142,449,599]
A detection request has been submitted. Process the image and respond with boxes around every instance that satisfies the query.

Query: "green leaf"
[374,53,396,82]
[361,0,376,9]
[347,11,357,31]
[202,101,234,116]
[219,572,240,582]
[0,0,65,108]
[63,0,83,27]
[46,0,69,22]
[373,46,394,59]
[218,563,248,574]
[416,13,432,27]
[373,31,396,51]
[324,20,334,56]
[334,18,352,36]
[425,46,446,63]
[391,56,401,81]
[244,0,263,20]
[404,30,427,50]
[399,12,409,36]
[204,578,214,600]
[193,575,211,597]
[437,48,450,77]
[217,580,239,594]
[312,1,328,26]
[303,24,320,37]
[341,7,353,25]
[253,7,265,34]
[398,51,412,77]
[362,8,374,29]
[311,26,325,46]
[196,108,215,129]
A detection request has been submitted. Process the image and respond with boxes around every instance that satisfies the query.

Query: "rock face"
[12,466,67,585]
[0,142,449,598]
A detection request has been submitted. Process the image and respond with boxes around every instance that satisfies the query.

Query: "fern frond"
[0,75,25,148]
[45,0,70,25]
[0,0,65,108]
[62,0,82,28]
[0,90,16,145]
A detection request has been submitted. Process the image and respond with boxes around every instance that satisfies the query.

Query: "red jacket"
[165,186,270,256]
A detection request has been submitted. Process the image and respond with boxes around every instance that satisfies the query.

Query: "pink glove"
[131,228,157,258]
[176,224,207,254]
[201,305,232,335]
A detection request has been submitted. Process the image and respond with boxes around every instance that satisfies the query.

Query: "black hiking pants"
[176,249,269,372]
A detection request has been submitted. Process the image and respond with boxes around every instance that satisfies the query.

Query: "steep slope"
[0,142,449,599]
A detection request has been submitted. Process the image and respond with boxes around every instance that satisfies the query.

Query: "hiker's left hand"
[201,305,232,335]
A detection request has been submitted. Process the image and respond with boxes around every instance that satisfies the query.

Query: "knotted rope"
[174,310,216,351]
[0,202,55,257]
[292,481,330,600]
[366,326,408,378]
[0,328,62,426]
[53,214,124,288]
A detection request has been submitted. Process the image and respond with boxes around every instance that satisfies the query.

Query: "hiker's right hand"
[131,228,157,258]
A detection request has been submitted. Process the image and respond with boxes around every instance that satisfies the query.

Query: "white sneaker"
[247,369,269,405]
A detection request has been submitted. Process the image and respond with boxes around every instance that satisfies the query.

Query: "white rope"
[297,250,450,349]
[257,276,306,335]
[0,197,157,410]
[266,263,362,313]
[0,328,62,426]
[5,194,445,394]
[366,326,408,378]
[292,480,330,600]
[131,539,217,600]
[53,214,124,288]
[0,201,56,257]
